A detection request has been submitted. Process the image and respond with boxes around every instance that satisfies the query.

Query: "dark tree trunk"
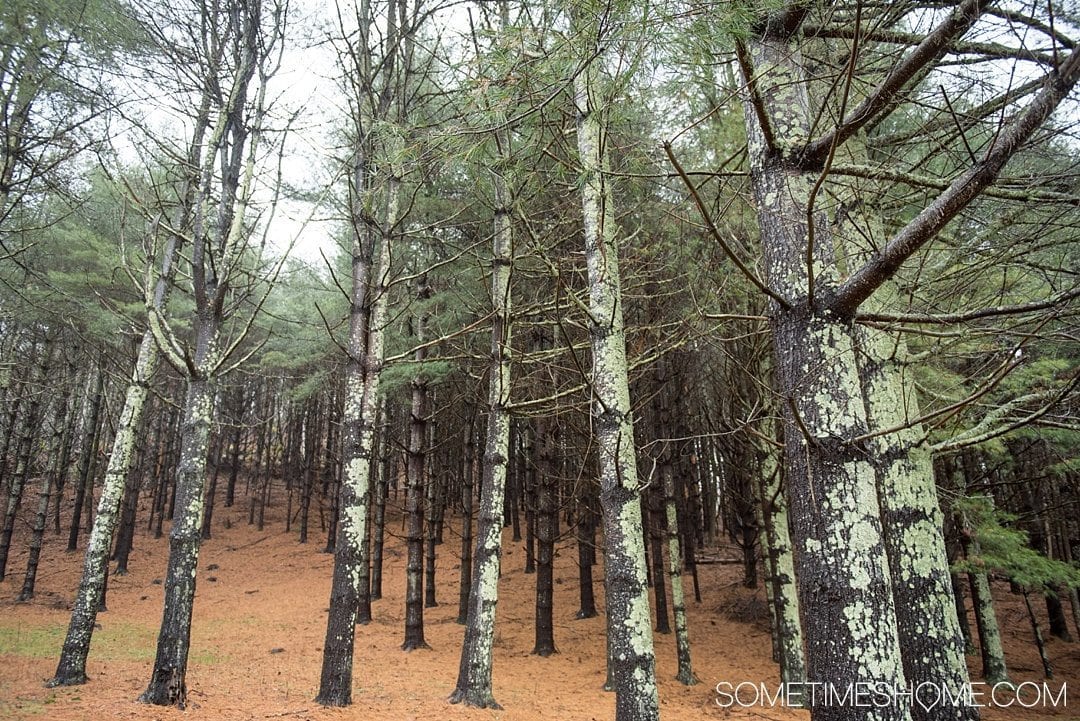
[18,376,71,600]
[298,402,318,544]
[402,275,431,652]
[248,388,268,525]
[1046,594,1072,642]
[424,439,439,609]
[224,397,243,508]
[140,376,216,708]
[201,434,223,541]
[18,453,56,600]
[649,485,670,634]
[371,413,390,600]
[532,415,557,656]
[67,370,104,553]
[113,462,142,575]
[457,415,475,624]
[576,492,598,619]
[356,469,373,624]
[0,343,52,580]
[523,425,535,574]
[1023,590,1054,679]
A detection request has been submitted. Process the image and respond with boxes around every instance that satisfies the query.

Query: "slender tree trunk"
[403,274,432,651]
[576,491,598,619]
[648,485,670,634]
[371,406,390,601]
[112,461,142,575]
[424,426,439,608]
[574,50,659,721]
[532,414,557,656]
[224,400,242,508]
[1022,590,1053,679]
[0,341,51,580]
[18,370,73,600]
[201,434,222,541]
[298,403,317,544]
[51,385,78,536]
[316,146,396,705]
[524,426,536,575]
[662,463,696,685]
[450,126,514,709]
[965,539,1011,685]
[754,440,805,689]
[50,317,169,686]
[456,411,475,624]
[67,370,104,553]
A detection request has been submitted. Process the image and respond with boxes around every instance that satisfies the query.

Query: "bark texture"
[741,36,908,721]
[575,54,659,721]
[450,143,514,710]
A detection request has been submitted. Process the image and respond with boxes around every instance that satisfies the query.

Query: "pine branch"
[856,287,1080,324]
[828,46,1080,318]
[798,0,987,168]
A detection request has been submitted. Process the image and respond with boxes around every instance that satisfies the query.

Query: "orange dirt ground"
[0,486,1077,721]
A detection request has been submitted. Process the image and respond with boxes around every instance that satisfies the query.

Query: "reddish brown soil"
[0,490,1076,721]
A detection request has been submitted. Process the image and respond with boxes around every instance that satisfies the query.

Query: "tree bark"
[66,369,104,553]
[18,368,74,600]
[315,143,396,705]
[574,49,659,721]
[741,36,908,721]
[0,341,51,581]
[532,414,557,656]
[139,372,215,708]
[456,410,475,624]
[450,132,514,710]
[402,274,432,652]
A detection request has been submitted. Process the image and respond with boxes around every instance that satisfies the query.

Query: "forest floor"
[0,490,1077,721]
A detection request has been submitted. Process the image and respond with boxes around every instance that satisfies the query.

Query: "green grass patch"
[0,621,225,665]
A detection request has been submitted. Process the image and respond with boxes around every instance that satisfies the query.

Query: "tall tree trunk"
[18,366,73,600]
[371,405,390,601]
[532,414,557,656]
[754,438,805,689]
[456,410,475,624]
[201,433,223,540]
[402,274,431,651]
[224,396,243,508]
[139,369,216,707]
[298,402,317,544]
[315,144,397,705]
[112,461,142,576]
[450,126,514,710]
[648,485,670,634]
[424,422,439,608]
[0,340,51,580]
[663,462,696,685]
[965,536,1011,685]
[48,221,177,681]
[67,369,104,553]
[574,49,659,721]
[740,36,908,721]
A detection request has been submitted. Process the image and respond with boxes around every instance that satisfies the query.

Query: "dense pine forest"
[1,0,1079,720]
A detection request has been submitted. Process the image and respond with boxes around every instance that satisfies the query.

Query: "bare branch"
[664,142,791,310]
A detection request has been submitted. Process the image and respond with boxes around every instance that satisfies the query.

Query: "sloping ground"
[0,491,1075,721]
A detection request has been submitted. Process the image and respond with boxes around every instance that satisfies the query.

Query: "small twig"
[664,142,791,310]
